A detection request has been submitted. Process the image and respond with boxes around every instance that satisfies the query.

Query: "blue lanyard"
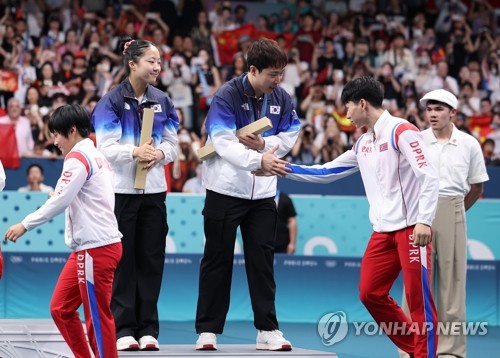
[243,75,267,121]
[196,66,210,96]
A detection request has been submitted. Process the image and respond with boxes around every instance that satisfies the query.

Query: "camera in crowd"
[192,57,204,66]
[171,55,185,66]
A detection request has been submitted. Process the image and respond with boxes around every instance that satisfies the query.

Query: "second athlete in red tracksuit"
[21,138,123,358]
[286,111,439,358]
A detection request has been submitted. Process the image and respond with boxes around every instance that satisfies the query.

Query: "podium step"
[0,319,72,357]
[0,319,337,357]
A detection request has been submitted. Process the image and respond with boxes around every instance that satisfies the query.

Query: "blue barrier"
[4,158,500,198]
[1,192,499,325]
[1,193,500,260]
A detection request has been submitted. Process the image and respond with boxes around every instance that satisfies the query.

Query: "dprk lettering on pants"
[77,254,85,283]
[408,234,420,263]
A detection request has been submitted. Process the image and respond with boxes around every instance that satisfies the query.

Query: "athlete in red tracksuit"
[263,77,439,358]
[4,104,122,358]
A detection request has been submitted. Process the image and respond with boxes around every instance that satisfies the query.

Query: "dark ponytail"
[119,36,157,75]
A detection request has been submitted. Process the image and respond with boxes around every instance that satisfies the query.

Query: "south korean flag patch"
[152,104,162,112]
[270,105,280,115]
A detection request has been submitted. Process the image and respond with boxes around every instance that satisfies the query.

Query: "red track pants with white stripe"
[359,226,437,358]
[50,243,122,358]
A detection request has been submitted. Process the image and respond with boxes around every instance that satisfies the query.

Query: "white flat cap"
[419,89,458,109]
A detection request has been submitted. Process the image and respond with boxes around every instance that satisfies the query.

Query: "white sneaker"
[196,332,217,350]
[139,335,159,351]
[256,330,292,351]
[116,336,139,351]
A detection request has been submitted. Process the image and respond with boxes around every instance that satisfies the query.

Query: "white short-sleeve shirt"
[422,124,489,196]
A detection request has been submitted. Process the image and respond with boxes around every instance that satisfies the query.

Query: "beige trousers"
[400,196,467,358]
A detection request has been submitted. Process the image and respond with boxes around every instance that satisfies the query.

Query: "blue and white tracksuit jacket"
[91,78,179,194]
[202,74,301,200]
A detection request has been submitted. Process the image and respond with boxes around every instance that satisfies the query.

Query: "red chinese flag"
[0,124,20,168]
[468,115,493,142]
[215,24,255,65]
[254,30,278,40]
[253,30,294,48]
[468,115,491,131]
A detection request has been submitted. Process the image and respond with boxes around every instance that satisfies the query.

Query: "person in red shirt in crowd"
[292,12,322,64]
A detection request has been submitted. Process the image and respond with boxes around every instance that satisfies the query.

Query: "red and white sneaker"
[196,332,217,350]
[139,335,159,351]
[116,336,139,351]
[256,330,292,351]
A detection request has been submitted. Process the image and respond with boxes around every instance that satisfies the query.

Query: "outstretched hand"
[253,146,290,177]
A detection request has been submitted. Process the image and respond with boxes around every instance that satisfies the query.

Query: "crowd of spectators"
[0,0,499,192]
